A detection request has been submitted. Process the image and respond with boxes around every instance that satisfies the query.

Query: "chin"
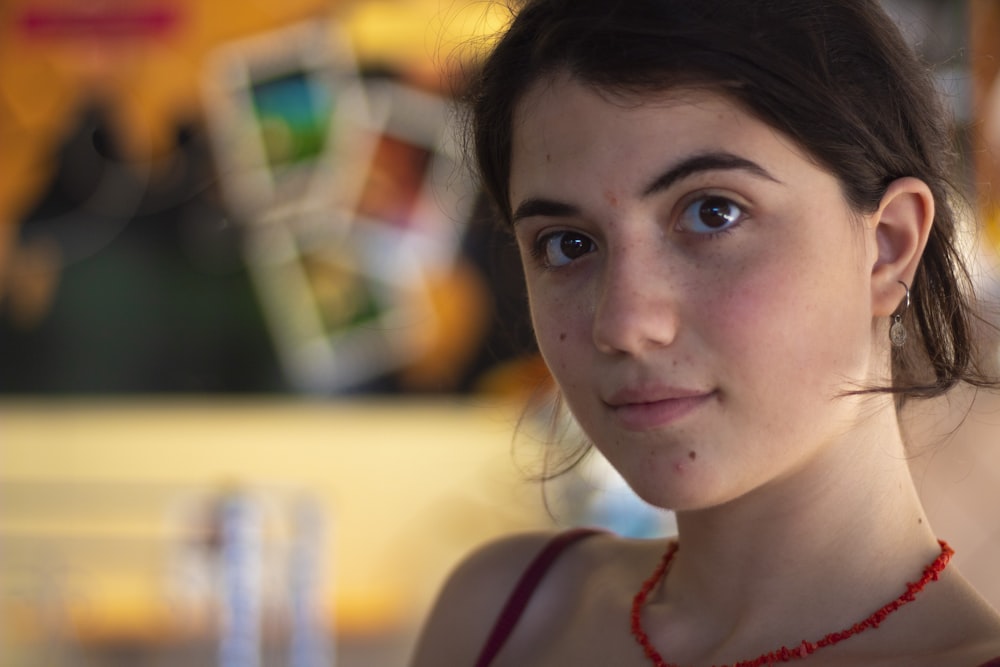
[615,461,725,513]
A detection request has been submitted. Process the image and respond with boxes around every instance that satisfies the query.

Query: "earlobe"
[870,177,934,317]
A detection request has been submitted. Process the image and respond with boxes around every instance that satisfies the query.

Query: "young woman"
[412,1,1000,665]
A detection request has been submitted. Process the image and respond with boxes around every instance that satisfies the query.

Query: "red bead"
[630,540,953,666]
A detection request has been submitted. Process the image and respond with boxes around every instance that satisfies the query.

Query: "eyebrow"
[510,150,780,224]
[511,198,580,224]
[641,151,781,197]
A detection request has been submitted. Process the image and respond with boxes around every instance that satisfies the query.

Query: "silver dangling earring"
[890,280,910,347]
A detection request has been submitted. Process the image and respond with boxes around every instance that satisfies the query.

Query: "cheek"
[717,272,804,352]
[713,256,871,388]
[528,291,590,382]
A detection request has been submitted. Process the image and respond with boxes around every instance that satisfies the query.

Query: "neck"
[660,406,940,649]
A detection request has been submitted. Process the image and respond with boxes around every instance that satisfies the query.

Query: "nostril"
[592,289,679,355]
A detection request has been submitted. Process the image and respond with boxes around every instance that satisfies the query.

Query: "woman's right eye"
[535,231,596,267]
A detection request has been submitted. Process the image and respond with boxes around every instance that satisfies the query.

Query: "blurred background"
[1,0,999,665]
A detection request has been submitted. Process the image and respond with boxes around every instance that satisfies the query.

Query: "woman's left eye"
[677,195,745,235]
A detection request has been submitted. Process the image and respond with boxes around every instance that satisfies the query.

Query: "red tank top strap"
[473,528,603,667]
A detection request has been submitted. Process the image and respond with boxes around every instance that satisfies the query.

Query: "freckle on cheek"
[688,451,697,461]
[559,332,567,341]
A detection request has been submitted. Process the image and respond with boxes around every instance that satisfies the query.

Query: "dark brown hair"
[465,0,997,405]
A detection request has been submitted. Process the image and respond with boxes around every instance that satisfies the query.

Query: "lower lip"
[609,392,715,431]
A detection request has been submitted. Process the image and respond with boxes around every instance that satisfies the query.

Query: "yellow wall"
[0,398,552,646]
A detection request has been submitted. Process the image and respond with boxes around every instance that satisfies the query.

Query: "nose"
[592,245,679,356]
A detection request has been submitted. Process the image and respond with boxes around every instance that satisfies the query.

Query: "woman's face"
[509,75,888,511]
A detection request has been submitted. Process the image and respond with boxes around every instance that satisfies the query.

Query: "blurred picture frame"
[351,79,477,267]
[201,19,369,221]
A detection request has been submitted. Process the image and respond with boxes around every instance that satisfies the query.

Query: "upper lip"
[603,385,713,407]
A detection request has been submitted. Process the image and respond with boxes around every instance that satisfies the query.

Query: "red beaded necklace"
[630,539,953,667]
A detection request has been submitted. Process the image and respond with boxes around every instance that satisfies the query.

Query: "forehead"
[509,74,815,200]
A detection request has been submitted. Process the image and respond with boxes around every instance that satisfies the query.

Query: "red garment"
[474,530,1000,667]
[474,528,602,666]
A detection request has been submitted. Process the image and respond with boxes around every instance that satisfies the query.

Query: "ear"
[869,177,934,317]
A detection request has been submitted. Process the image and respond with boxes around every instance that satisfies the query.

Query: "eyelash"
[526,194,748,270]
[676,193,747,238]
[527,230,593,270]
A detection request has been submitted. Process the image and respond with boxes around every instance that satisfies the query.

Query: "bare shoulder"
[408,529,662,667]
[904,567,1000,667]
[944,572,1000,666]
[408,531,570,667]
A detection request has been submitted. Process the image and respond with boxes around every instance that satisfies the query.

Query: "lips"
[604,387,716,431]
